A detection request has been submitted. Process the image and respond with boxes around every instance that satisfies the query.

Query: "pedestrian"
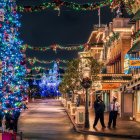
[93,94,106,129]
[108,96,120,129]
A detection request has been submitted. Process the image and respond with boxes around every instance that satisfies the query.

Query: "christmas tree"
[0,0,27,131]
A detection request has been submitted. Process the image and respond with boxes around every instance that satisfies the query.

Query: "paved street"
[18,99,137,140]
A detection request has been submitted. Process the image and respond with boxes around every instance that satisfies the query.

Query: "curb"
[63,103,140,139]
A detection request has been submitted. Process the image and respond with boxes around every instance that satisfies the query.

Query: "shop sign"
[129,60,140,66]
[102,75,132,81]
[102,83,120,90]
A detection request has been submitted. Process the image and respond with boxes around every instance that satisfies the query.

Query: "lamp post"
[81,67,92,128]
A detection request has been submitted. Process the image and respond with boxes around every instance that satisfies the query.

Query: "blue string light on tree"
[0,0,28,125]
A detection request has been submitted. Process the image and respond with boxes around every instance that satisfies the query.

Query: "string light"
[27,57,70,65]
[16,0,134,15]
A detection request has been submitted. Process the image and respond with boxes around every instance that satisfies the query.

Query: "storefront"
[99,74,132,112]
[120,77,140,122]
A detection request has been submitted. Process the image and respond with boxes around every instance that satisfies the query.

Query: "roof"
[128,41,140,54]
[87,31,104,49]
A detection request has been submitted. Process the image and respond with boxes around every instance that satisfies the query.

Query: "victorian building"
[78,24,105,108]
[119,2,140,121]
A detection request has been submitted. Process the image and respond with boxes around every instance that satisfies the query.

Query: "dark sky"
[17,0,114,69]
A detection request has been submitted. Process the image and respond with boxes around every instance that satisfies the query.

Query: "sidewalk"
[65,105,140,139]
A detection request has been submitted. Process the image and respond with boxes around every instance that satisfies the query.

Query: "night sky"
[17,0,114,69]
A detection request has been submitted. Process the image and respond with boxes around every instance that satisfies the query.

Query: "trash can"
[75,107,85,125]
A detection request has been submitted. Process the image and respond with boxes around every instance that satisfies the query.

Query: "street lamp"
[81,66,92,128]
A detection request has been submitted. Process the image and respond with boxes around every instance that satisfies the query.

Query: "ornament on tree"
[26,68,31,73]
[10,27,14,33]
[8,65,14,71]
[20,60,26,65]
[0,23,2,28]
[0,9,4,22]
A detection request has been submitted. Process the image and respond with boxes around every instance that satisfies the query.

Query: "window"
[137,91,140,113]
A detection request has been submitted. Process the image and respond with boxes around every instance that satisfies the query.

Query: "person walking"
[93,94,106,129]
[108,96,120,129]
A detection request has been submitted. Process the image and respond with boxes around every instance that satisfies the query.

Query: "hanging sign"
[102,83,120,90]
[129,60,140,66]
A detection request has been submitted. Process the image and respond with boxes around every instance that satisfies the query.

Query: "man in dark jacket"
[93,94,106,128]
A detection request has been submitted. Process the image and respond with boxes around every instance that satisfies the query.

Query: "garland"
[21,43,103,53]
[26,66,66,73]
[105,32,120,47]
[132,29,140,41]
[17,0,111,12]
[22,44,84,52]
[27,57,70,65]
[26,73,63,77]
[110,0,135,15]
[16,0,134,15]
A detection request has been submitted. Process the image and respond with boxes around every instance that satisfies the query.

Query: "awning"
[130,10,140,22]
[128,41,140,54]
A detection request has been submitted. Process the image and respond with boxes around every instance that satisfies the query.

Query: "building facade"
[120,6,140,121]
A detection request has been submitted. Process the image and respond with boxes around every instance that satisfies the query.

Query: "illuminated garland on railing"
[27,57,70,65]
